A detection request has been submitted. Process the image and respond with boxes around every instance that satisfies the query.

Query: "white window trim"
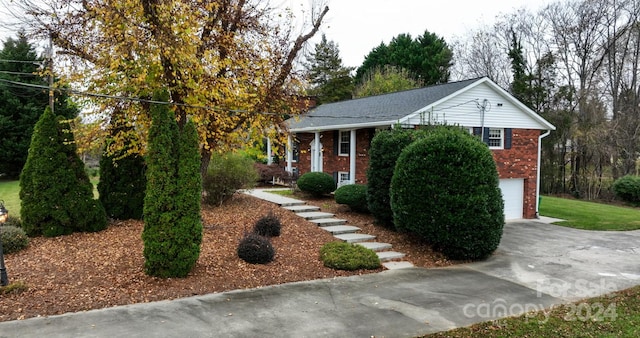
[488,128,504,150]
[338,130,350,156]
[337,171,350,187]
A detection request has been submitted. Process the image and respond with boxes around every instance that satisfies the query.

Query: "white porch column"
[313,131,320,172]
[266,138,273,165]
[349,129,356,184]
[286,134,293,172]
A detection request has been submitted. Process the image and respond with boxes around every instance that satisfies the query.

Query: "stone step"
[296,211,335,220]
[310,218,347,227]
[277,200,306,207]
[283,205,320,213]
[382,261,415,270]
[356,242,393,252]
[320,225,361,235]
[334,233,376,243]
[376,251,406,262]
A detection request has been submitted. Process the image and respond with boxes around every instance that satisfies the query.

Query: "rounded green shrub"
[319,241,381,270]
[0,225,29,254]
[391,126,504,261]
[366,129,415,227]
[202,152,259,206]
[253,213,281,237]
[612,175,640,204]
[335,184,369,212]
[237,232,275,264]
[296,172,336,197]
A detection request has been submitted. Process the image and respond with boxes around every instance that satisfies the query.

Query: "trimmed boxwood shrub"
[0,225,29,254]
[391,126,504,260]
[253,213,281,237]
[612,175,640,204]
[237,232,275,264]
[3,215,22,229]
[319,241,381,270]
[335,184,369,212]
[297,172,336,197]
[366,129,415,227]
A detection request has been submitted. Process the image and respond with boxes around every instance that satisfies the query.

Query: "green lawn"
[0,180,20,217]
[423,285,640,338]
[0,178,99,218]
[539,196,640,231]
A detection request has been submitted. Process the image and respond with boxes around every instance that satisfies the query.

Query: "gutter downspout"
[286,134,293,173]
[349,129,356,184]
[536,130,551,218]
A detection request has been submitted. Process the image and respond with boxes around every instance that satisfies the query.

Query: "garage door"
[499,178,524,220]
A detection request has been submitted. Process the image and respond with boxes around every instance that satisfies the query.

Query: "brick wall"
[491,128,539,219]
[293,128,540,218]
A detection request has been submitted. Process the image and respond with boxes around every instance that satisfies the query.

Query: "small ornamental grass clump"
[237,232,275,264]
[253,213,281,237]
[0,225,29,254]
[297,172,336,197]
[319,241,381,271]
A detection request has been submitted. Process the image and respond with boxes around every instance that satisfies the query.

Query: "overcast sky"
[319,0,554,68]
[0,0,553,67]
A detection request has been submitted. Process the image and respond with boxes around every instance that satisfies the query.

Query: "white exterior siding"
[403,82,548,130]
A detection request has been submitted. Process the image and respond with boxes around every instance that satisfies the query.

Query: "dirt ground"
[0,192,457,322]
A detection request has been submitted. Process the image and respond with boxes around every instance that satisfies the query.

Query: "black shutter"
[504,128,512,149]
[333,171,338,185]
[483,127,490,144]
[333,130,339,155]
[472,127,481,136]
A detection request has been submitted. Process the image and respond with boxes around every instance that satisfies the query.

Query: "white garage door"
[499,178,524,220]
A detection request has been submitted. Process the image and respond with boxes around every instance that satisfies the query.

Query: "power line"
[0,77,266,115]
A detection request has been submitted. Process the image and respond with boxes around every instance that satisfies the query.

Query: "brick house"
[282,77,555,220]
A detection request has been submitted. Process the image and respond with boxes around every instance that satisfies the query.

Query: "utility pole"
[48,34,54,114]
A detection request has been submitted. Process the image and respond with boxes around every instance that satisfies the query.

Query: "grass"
[540,196,640,231]
[0,177,100,218]
[423,285,640,337]
[0,180,21,217]
[264,188,293,196]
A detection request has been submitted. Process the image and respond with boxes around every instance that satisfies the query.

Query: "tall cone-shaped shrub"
[142,90,202,278]
[20,107,107,237]
[98,113,146,220]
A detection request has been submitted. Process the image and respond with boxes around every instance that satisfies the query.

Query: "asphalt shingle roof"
[287,78,482,131]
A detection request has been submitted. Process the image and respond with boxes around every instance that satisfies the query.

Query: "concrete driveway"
[1,220,639,337]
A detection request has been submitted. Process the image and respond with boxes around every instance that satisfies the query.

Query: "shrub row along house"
[280,77,555,220]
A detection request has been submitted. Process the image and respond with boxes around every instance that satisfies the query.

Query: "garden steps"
[320,225,361,235]
[243,189,415,270]
[310,218,347,226]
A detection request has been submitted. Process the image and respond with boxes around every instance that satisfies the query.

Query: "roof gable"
[287,77,555,132]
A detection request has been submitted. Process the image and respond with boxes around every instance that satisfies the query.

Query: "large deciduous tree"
[10,0,328,176]
[305,34,354,104]
[355,30,452,86]
[0,33,78,178]
[353,65,421,97]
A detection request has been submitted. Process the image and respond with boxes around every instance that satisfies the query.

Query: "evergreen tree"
[142,90,202,278]
[98,110,146,220]
[508,31,531,108]
[306,34,354,104]
[20,107,107,237]
[0,33,78,178]
[355,30,452,86]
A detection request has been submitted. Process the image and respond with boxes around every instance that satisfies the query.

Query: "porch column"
[313,131,320,172]
[286,134,293,172]
[266,138,273,165]
[349,129,356,184]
